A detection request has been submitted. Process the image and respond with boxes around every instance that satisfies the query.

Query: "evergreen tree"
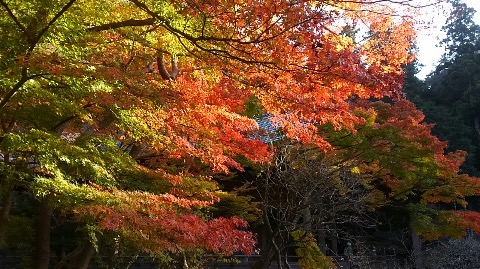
[407,0,480,176]
[440,0,480,62]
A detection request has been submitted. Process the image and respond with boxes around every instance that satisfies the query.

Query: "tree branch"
[49,103,94,134]
[0,1,76,110]
[0,68,28,110]
[157,52,179,80]
[29,0,77,52]
[0,72,48,110]
[128,0,300,66]
[87,18,155,32]
[0,0,32,42]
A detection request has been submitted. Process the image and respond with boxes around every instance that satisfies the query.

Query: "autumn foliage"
[73,192,255,257]
[1,0,478,266]
[337,100,480,239]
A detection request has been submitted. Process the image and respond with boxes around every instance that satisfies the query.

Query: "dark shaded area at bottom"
[0,254,399,268]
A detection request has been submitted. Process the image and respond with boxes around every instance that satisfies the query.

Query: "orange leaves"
[357,100,446,153]
[411,210,469,241]
[344,100,479,217]
[453,211,480,235]
[339,99,480,240]
[3,0,427,257]
[420,173,479,206]
[10,0,419,168]
[76,188,255,255]
[21,0,417,166]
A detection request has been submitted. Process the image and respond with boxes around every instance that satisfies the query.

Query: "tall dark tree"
[408,0,480,176]
[440,0,480,62]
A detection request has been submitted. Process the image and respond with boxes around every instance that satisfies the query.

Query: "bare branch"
[156,52,179,80]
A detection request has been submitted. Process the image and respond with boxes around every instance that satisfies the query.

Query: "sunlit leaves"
[0,0,429,258]
[327,100,480,239]
[74,189,255,255]
[1,130,133,186]
[291,230,335,269]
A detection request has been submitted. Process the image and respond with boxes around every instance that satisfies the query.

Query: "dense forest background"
[406,0,480,178]
[389,0,480,267]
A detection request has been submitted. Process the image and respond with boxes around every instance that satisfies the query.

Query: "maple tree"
[0,0,437,267]
[326,100,480,235]
[291,230,335,269]
[408,0,480,177]
[322,99,480,268]
[248,98,480,268]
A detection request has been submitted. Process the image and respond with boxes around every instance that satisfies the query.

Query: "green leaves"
[318,100,480,240]
[2,129,134,187]
[409,205,467,240]
[291,230,335,269]
[0,0,462,262]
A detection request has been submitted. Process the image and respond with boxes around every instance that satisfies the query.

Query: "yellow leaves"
[365,189,388,210]
[327,0,363,11]
[324,33,355,52]
[360,15,415,70]
[0,0,464,257]
[350,166,361,174]
[291,230,335,269]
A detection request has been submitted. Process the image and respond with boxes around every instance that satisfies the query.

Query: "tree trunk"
[32,198,53,269]
[474,117,480,140]
[252,209,276,269]
[252,240,274,269]
[411,230,423,269]
[302,206,312,230]
[71,240,96,269]
[182,252,189,269]
[274,236,283,269]
[283,248,293,269]
[317,228,327,255]
[330,230,338,255]
[0,184,13,249]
